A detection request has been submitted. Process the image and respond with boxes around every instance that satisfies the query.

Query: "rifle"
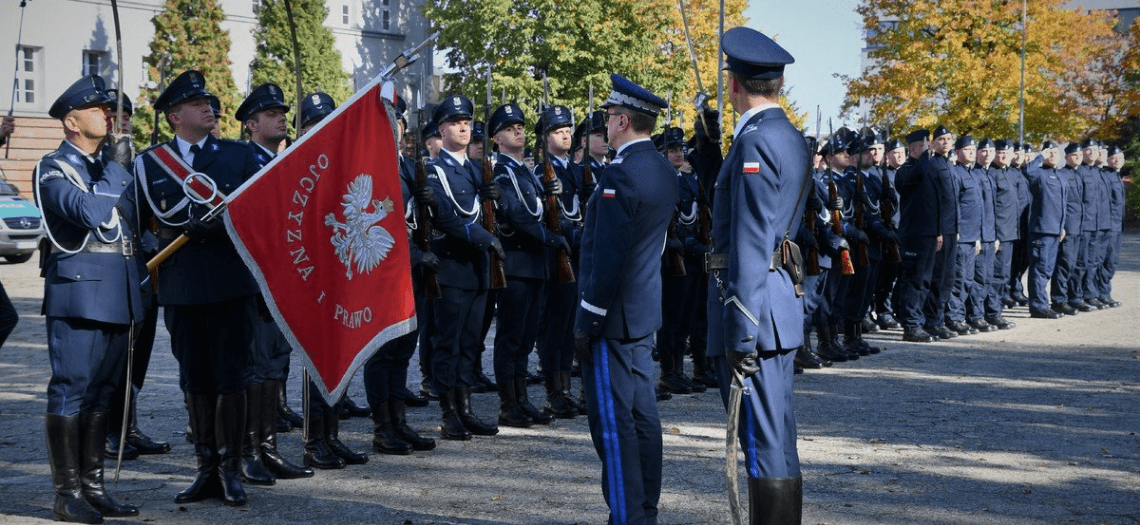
[667,211,687,277]
[854,169,869,267]
[579,82,596,211]
[880,165,901,263]
[413,105,442,299]
[540,77,575,284]
[826,119,855,276]
[804,108,822,276]
[482,68,507,290]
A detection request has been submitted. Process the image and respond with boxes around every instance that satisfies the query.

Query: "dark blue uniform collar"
[439,147,469,166]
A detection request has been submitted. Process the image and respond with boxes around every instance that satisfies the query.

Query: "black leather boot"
[497,379,534,428]
[260,380,315,478]
[842,322,869,357]
[455,387,498,436]
[388,399,435,451]
[678,353,705,392]
[439,389,472,441]
[216,392,248,506]
[368,401,411,455]
[45,414,103,524]
[341,395,371,418]
[856,323,881,354]
[239,382,276,485]
[78,412,139,517]
[559,371,585,413]
[320,403,368,463]
[302,405,346,469]
[104,429,138,461]
[471,361,498,393]
[514,376,554,425]
[176,394,222,504]
[125,389,170,455]
[813,324,847,363]
[277,381,304,429]
[543,373,576,419]
[748,476,802,525]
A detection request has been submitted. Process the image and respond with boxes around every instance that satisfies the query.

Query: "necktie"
[189,144,202,170]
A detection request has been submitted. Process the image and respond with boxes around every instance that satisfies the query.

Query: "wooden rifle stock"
[543,155,575,284]
[853,171,869,267]
[880,169,901,263]
[414,153,442,299]
[481,154,507,290]
[695,178,713,274]
[667,212,687,277]
[827,177,856,276]
[804,206,821,276]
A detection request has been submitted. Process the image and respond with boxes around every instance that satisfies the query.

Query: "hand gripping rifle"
[482,68,508,290]
[540,77,575,284]
[826,119,856,276]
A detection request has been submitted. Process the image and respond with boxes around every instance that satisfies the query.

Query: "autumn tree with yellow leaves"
[843,0,1130,142]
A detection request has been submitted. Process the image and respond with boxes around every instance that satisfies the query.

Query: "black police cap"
[49,75,113,120]
[471,121,486,141]
[932,125,952,139]
[300,91,336,129]
[433,94,474,124]
[1064,142,1081,155]
[154,70,213,113]
[586,110,606,133]
[1105,145,1121,156]
[721,26,794,81]
[994,139,1013,151]
[805,136,819,155]
[421,120,440,140]
[905,129,929,144]
[105,89,132,116]
[954,135,976,150]
[1040,140,1058,151]
[661,127,685,149]
[977,138,994,150]
[1080,138,1098,149]
[489,103,525,137]
[539,105,574,135]
[207,96,222,117]
[236,83,290,122]
[884,138,905,151]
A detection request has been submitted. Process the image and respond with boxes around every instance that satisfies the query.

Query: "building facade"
[0,0,435,194]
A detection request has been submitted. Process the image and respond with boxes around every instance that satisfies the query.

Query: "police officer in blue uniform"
[135,70,262,506]
[1051,143,1085,315]
[894,129,940,343]
[921,125,960,340]
[489,102,566,428]
[1079,139,1110,309]
[231,82,316,484]
[965,138,998,331]
[426,94,503,440]
[35,75,143,523]
[1098,145,1125,307]
[872,137,905,330]
[572,73,674,525]
[1007,143,1033,306]
[706,27,810,523]
[815,132,862,359]
[1024,141,1068,318]
[946,136,983,335]
[983,139,1017,329]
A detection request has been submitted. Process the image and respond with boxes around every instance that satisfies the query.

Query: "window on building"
[15,46,40,105]
[342,5,349,24]
[382,9,390,30]
[252,0,260,15]
[83,50,104,77]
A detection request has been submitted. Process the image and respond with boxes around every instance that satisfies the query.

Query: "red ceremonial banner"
[224,79,415,404]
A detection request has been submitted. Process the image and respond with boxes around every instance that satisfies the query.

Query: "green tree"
[424,0,698,137]
[249,0,352,131]
[132,0,242,148]
[842,0,1128,142]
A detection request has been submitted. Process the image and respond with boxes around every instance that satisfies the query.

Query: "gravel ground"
[1,235,1138,524]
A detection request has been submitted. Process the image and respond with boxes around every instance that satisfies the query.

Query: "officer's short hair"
[732,72,781,99]
[612,106,656,134]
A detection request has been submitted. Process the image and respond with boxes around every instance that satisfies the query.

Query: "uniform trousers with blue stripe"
[46,317,130,416]
[582,335,661,525]
[714,351,800,480]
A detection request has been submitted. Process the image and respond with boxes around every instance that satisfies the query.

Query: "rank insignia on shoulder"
[602,188,616,199]
[743,162,760,173]
[741,124,758,135]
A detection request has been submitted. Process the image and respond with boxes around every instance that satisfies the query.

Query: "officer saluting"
[134,70,261,506]
[573,73,674,525]
[707,27,809,522]
[34,75,143,523]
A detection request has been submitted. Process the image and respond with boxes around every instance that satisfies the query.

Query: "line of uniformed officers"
[792,124,1127,372]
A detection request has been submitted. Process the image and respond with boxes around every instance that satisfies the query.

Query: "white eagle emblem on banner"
[325,174,396,280]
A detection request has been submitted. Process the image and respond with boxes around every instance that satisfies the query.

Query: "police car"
[0,178,44,263]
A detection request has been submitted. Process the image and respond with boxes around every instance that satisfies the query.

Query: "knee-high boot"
[747,476,802,525]
[325,402,369,463]
[175,394,221,504]
[260,379,314,478]
[514,376,554,425]
[239,382,275,485]
[302,404,346,469]
[369,401,412,455]
[455,387,498,436]
[216,392,248,507]
[45,414,103,523]
[78,412,138,517]
[388,399,435,451]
